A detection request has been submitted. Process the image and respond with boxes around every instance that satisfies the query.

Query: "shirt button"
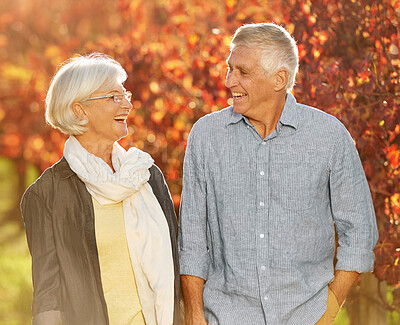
[260,202,264,206]
[261,265,266,270]
[264,295,268,301]
[260,234,264,238]
[261,142,266,145]
[260,171,265,176]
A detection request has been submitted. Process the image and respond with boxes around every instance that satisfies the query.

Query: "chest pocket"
[269,146,317,211]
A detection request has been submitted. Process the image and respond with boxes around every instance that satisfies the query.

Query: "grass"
[335,308,350,325]
[0,157,35,324]
[0,226,32,325]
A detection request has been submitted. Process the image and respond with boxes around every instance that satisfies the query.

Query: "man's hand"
[181,275,208,325]
[328,270,359,306]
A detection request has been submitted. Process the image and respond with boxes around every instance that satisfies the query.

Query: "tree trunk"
[346,273,387,325]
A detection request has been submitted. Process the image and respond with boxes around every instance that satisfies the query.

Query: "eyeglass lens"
[114,92,132,103]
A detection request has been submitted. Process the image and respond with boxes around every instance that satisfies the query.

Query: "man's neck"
[247,93,287,139]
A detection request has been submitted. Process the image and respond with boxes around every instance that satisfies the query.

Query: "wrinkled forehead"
[226,46,263,66]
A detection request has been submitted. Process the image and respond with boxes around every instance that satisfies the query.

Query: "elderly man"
[179,23,378,325]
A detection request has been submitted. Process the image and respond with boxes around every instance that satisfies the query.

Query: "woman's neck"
[73,135,115,172]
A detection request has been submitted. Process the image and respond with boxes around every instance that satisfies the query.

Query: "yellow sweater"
[92,197,146,325]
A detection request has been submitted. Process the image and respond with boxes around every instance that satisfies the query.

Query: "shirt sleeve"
[21,186,64,324]
[178,122,211,280]
[329,125,378,273]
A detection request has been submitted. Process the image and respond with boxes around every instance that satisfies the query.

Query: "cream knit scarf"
[64,136,174,325]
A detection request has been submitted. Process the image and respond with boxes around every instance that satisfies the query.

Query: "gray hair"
[45,53,127,135]
[230,23,299,91]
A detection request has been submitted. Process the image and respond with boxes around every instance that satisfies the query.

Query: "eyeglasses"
[85,91,132,104]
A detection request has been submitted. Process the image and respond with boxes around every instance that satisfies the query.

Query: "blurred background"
[0,0,399,324]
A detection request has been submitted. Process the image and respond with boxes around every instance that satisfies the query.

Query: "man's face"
[225,46,276,119]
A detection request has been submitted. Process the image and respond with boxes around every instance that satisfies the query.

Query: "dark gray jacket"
[21,157,181,325]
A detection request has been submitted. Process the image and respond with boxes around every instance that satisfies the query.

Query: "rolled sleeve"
[329,126,378,273]
[33,310,64,325]
[179,122,210,280]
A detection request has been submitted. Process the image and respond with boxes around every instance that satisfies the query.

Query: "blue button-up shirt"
[179,93,378,325]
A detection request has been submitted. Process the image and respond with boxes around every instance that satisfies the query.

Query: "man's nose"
[225,71,238,88]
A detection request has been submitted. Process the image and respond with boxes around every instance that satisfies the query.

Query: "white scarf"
[64,136,174,325]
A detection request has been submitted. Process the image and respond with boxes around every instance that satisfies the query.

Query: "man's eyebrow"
[227,63,249,71]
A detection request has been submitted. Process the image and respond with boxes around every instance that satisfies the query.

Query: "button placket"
[256,136,270,311]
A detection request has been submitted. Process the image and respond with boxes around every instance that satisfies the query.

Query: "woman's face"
[82,81,133,144]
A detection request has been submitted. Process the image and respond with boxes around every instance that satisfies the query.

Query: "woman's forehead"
[94,81,126,94]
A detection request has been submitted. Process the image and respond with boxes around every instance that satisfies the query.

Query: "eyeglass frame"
[84,91,132,104]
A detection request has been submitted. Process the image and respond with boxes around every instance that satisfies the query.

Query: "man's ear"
[72,102,87,120]
[274,69,288,92]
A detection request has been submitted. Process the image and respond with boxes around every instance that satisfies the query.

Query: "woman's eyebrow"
[108,89,125,94]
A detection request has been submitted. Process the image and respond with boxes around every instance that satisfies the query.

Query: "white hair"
[230,23,299,91]
[45,53,127,135]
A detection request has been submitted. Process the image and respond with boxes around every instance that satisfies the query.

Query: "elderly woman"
[21,53,180,325]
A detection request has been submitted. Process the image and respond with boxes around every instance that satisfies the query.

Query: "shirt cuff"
[335,246,375,273]
[179,251,210,280]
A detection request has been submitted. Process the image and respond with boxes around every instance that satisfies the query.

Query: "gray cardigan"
[21,157,181,325]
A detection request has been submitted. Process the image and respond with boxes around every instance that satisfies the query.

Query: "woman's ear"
[274,69,288,92]
[72,103,87,120]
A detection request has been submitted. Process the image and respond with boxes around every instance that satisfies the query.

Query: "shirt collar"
[278,92,298,130]
[225,92,299,130]
[226,108,244,126]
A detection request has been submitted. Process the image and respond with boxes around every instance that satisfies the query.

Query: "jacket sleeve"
[149,164,179,240]
[21,186,64,325]
[148,164,182,324]
[329,125,378,273]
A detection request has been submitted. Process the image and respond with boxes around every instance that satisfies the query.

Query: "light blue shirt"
[179,93,378,325]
